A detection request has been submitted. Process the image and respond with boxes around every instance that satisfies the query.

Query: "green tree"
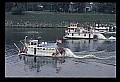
[104,3,116,14]
[5,2,13,12]
[75,2,86,13]
[97,2,116,14]
[11,2,24,15]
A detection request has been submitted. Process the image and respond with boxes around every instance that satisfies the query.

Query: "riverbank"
[5,26,66,28]
[5,11,116,28]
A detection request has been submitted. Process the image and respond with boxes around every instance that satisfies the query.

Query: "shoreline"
[5,26,67,28]
[5,11,116,28]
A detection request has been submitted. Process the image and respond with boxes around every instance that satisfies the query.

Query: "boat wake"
[65,48,115,60]
[73,54,115,59]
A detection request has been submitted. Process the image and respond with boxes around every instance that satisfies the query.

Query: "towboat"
[63,23,106,40]
[14,36,76,58]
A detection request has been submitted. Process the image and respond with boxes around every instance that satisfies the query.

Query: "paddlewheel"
[52,48,65,57]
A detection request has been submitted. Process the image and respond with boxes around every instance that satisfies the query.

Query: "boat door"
[34,48,36,55]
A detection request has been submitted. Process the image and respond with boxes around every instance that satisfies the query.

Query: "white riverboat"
[63,23,106,40]
[19,37,65,57]
[14,36,76,58]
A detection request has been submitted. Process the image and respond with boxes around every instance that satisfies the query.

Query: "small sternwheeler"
[14,36,77,58]
[63,23,106,40]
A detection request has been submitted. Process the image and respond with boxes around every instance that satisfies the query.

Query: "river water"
[5,27,116,78]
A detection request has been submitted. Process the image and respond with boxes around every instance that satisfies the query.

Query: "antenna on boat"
[38,37,41,43]
[14,43,20,51]
[20,40,24,45]
[25,36,28,43]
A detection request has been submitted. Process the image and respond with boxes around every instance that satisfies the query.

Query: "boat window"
[49,48,51,50]
[43,48,45,50]
[69,29,70,32]
[42,42,44,44]
[51,48,55,50]
[38,44,43,47]
[34,43,37,45]
[31,42,33,45]
[84,34,86,36]
[72,33,74,36]
[45,42,47,44]
[40,48,42,50]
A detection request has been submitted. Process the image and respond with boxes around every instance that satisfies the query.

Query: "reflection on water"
[19,55,65,73]
[65,39,116,52]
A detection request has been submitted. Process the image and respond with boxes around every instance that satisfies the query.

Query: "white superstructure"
[17,36,75,57]
[63,23,106,40]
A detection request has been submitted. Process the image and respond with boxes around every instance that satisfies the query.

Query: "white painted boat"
[63,23,106,40]
[15,36,106,59]
[16,36,77,57]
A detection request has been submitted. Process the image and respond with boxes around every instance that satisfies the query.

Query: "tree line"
[5,2,116,14]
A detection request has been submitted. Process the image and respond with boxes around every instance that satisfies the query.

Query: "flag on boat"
[56,40,62,43]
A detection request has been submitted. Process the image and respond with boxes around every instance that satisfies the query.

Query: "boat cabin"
[28,40,49,47]
[30,40,38,46]
[69,23,78,28]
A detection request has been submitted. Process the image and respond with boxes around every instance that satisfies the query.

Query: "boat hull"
[18,48,75,58]
[63,33,106,40]
[18,49,65,57]
[18,52,27,56]
[63,36,93,39]
[18,52,65,57]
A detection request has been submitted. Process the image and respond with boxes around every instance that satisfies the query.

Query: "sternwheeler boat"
[14,36,76,58]
[63,23,106,40]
